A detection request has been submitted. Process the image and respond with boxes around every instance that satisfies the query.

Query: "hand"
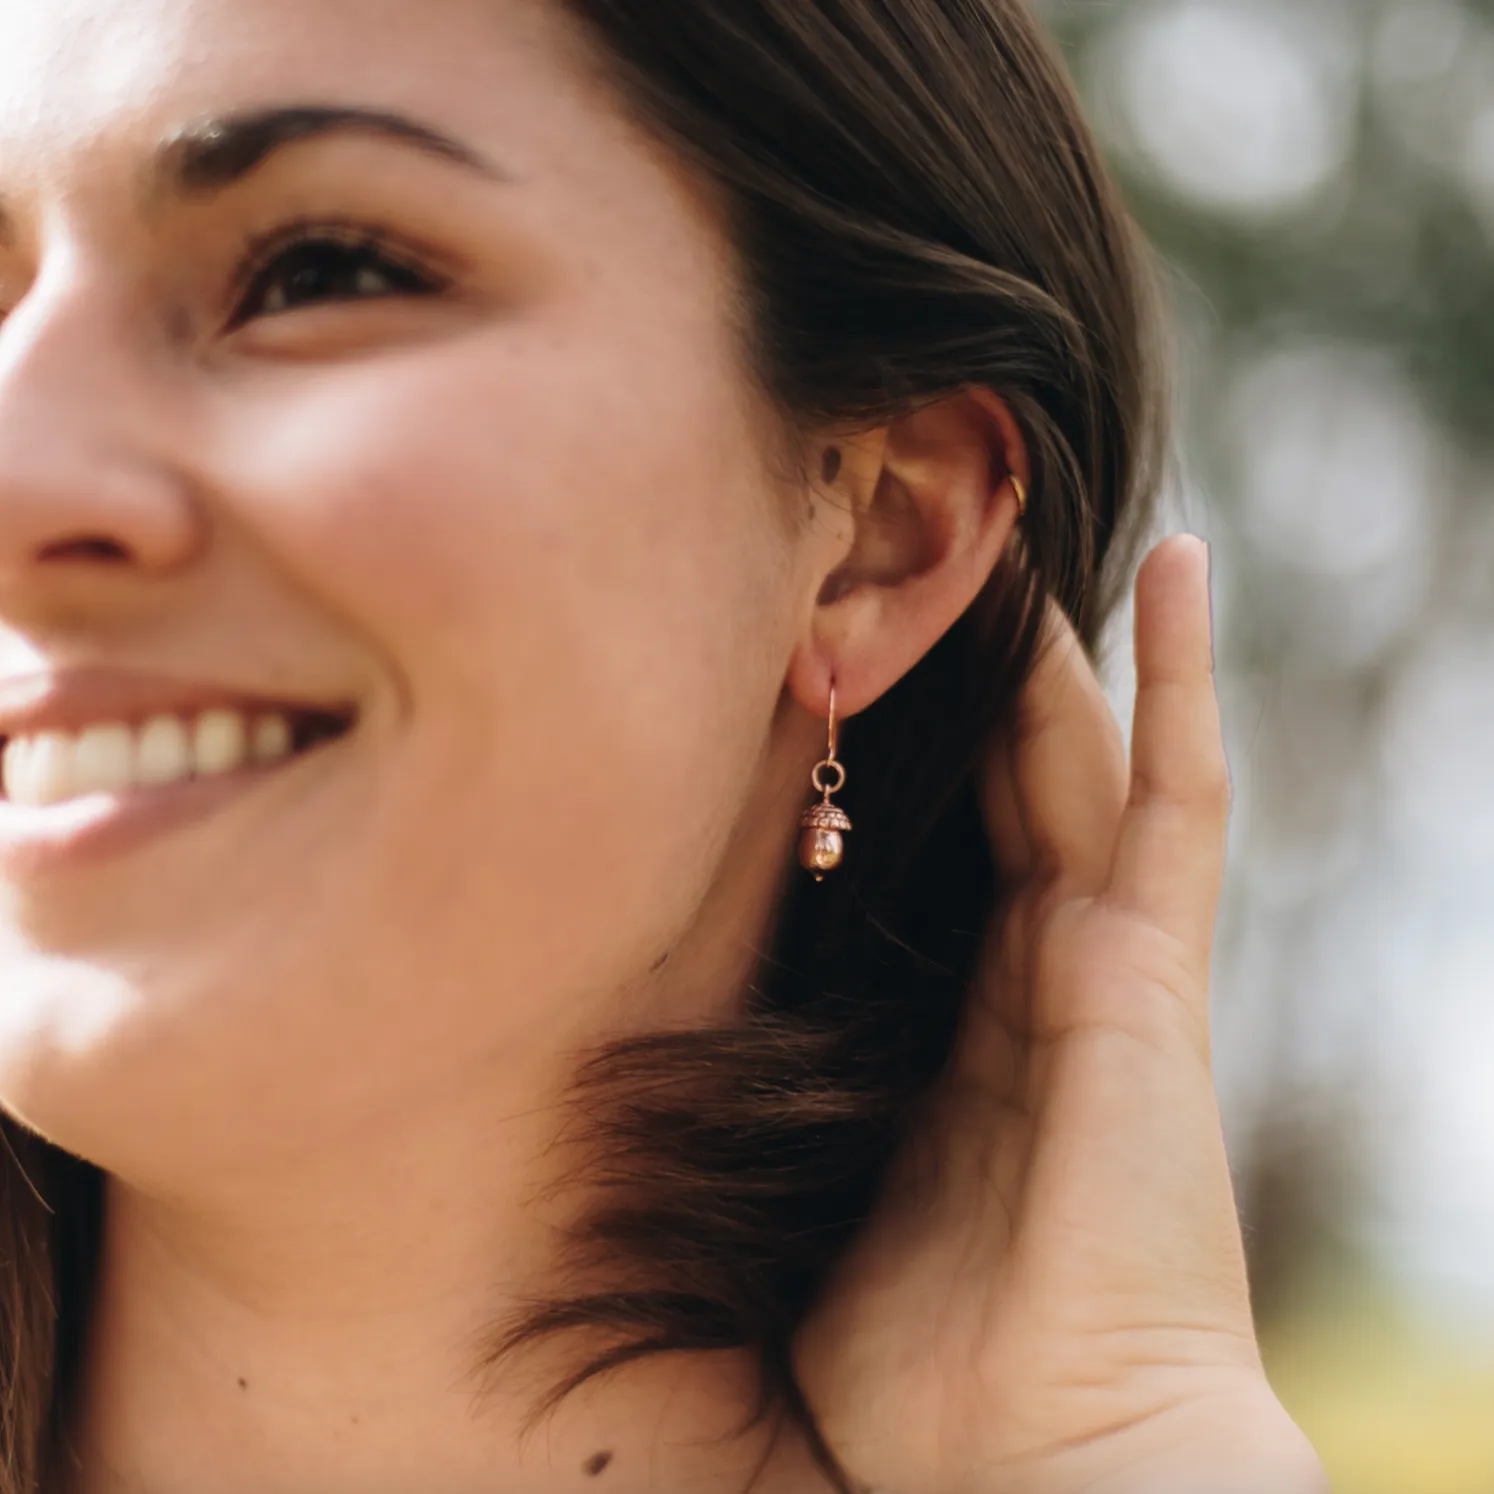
[795,537,1328,1494]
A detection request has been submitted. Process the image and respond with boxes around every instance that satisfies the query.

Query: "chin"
[0,948,238,1181]
[0,961,138,1159]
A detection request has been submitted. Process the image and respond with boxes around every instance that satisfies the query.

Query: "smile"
[1,705,353,808]
[0,697,358,879]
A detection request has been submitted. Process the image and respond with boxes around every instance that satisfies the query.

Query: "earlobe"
[788,392,1030,723]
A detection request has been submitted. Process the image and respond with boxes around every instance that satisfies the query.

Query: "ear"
[787,389,1029,719]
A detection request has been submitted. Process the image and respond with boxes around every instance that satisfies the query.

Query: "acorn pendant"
[799,797,853,881]
[799,686,852,881]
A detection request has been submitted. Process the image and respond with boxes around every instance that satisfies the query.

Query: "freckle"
[584,1451,614,1477]
[237,1378,249,1391]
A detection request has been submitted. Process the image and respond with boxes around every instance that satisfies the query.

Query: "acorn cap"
[801,801,853,832]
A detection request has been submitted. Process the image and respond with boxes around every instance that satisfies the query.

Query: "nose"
[0,274,205,617]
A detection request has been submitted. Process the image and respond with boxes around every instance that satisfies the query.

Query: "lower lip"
[0,746,338,880]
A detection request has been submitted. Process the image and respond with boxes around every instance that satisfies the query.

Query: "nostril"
[39,537,130,563]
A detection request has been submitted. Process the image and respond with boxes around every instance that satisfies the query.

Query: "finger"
[981,597,1129,893]
[1105,535,1231,955]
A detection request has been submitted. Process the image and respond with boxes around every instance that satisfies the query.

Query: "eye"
[229,224,445,328]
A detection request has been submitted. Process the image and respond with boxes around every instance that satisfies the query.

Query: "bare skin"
[0,1,1325,1491]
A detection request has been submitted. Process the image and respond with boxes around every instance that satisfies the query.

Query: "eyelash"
[227,218,450,328]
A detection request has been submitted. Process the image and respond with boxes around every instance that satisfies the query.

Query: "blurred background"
[1038,0,1494,1488]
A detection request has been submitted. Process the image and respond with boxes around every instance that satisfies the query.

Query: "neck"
[63,1066,825,1494]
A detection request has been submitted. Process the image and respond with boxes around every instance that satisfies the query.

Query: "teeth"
[29,733,75,808]
[252,714,293,764]
[193,710,249,777]
[73,723,136,796]
[136,715,193,787]
[0,737,26,804]
[0,709,301,809]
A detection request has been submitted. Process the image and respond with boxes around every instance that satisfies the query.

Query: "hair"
[0,2,1168,1490]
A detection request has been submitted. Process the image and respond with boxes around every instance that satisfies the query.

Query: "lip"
[0,666,357,740]
[0,736,347,881]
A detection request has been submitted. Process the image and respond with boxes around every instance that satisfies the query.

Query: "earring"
[799,683,853,881]
[1011,475,1028,519]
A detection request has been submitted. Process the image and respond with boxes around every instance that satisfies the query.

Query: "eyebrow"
[151,104,507,201]
[2,107,503,251]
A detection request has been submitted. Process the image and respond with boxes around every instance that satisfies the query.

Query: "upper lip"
[0,668,357,741]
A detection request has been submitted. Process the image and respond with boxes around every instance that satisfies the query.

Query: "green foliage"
[1050,0,1494,452]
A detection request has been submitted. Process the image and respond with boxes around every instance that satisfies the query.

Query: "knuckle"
[1198,761,1234,811]
[1132,761,1232,816]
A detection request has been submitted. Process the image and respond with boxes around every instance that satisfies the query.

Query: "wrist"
[969,1383,1329,1494]
[1083,1425,1328,1494]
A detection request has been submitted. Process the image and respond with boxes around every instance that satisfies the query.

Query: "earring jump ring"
[811,759,847,797]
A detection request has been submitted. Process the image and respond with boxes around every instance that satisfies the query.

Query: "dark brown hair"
[0,2,1166,1490]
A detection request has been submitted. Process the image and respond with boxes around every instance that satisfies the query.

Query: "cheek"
[209,322,800,993]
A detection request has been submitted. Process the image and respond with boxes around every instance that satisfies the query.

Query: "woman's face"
[0,0,836,1179]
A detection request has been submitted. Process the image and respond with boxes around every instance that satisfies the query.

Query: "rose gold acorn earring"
[799,683,853,881]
